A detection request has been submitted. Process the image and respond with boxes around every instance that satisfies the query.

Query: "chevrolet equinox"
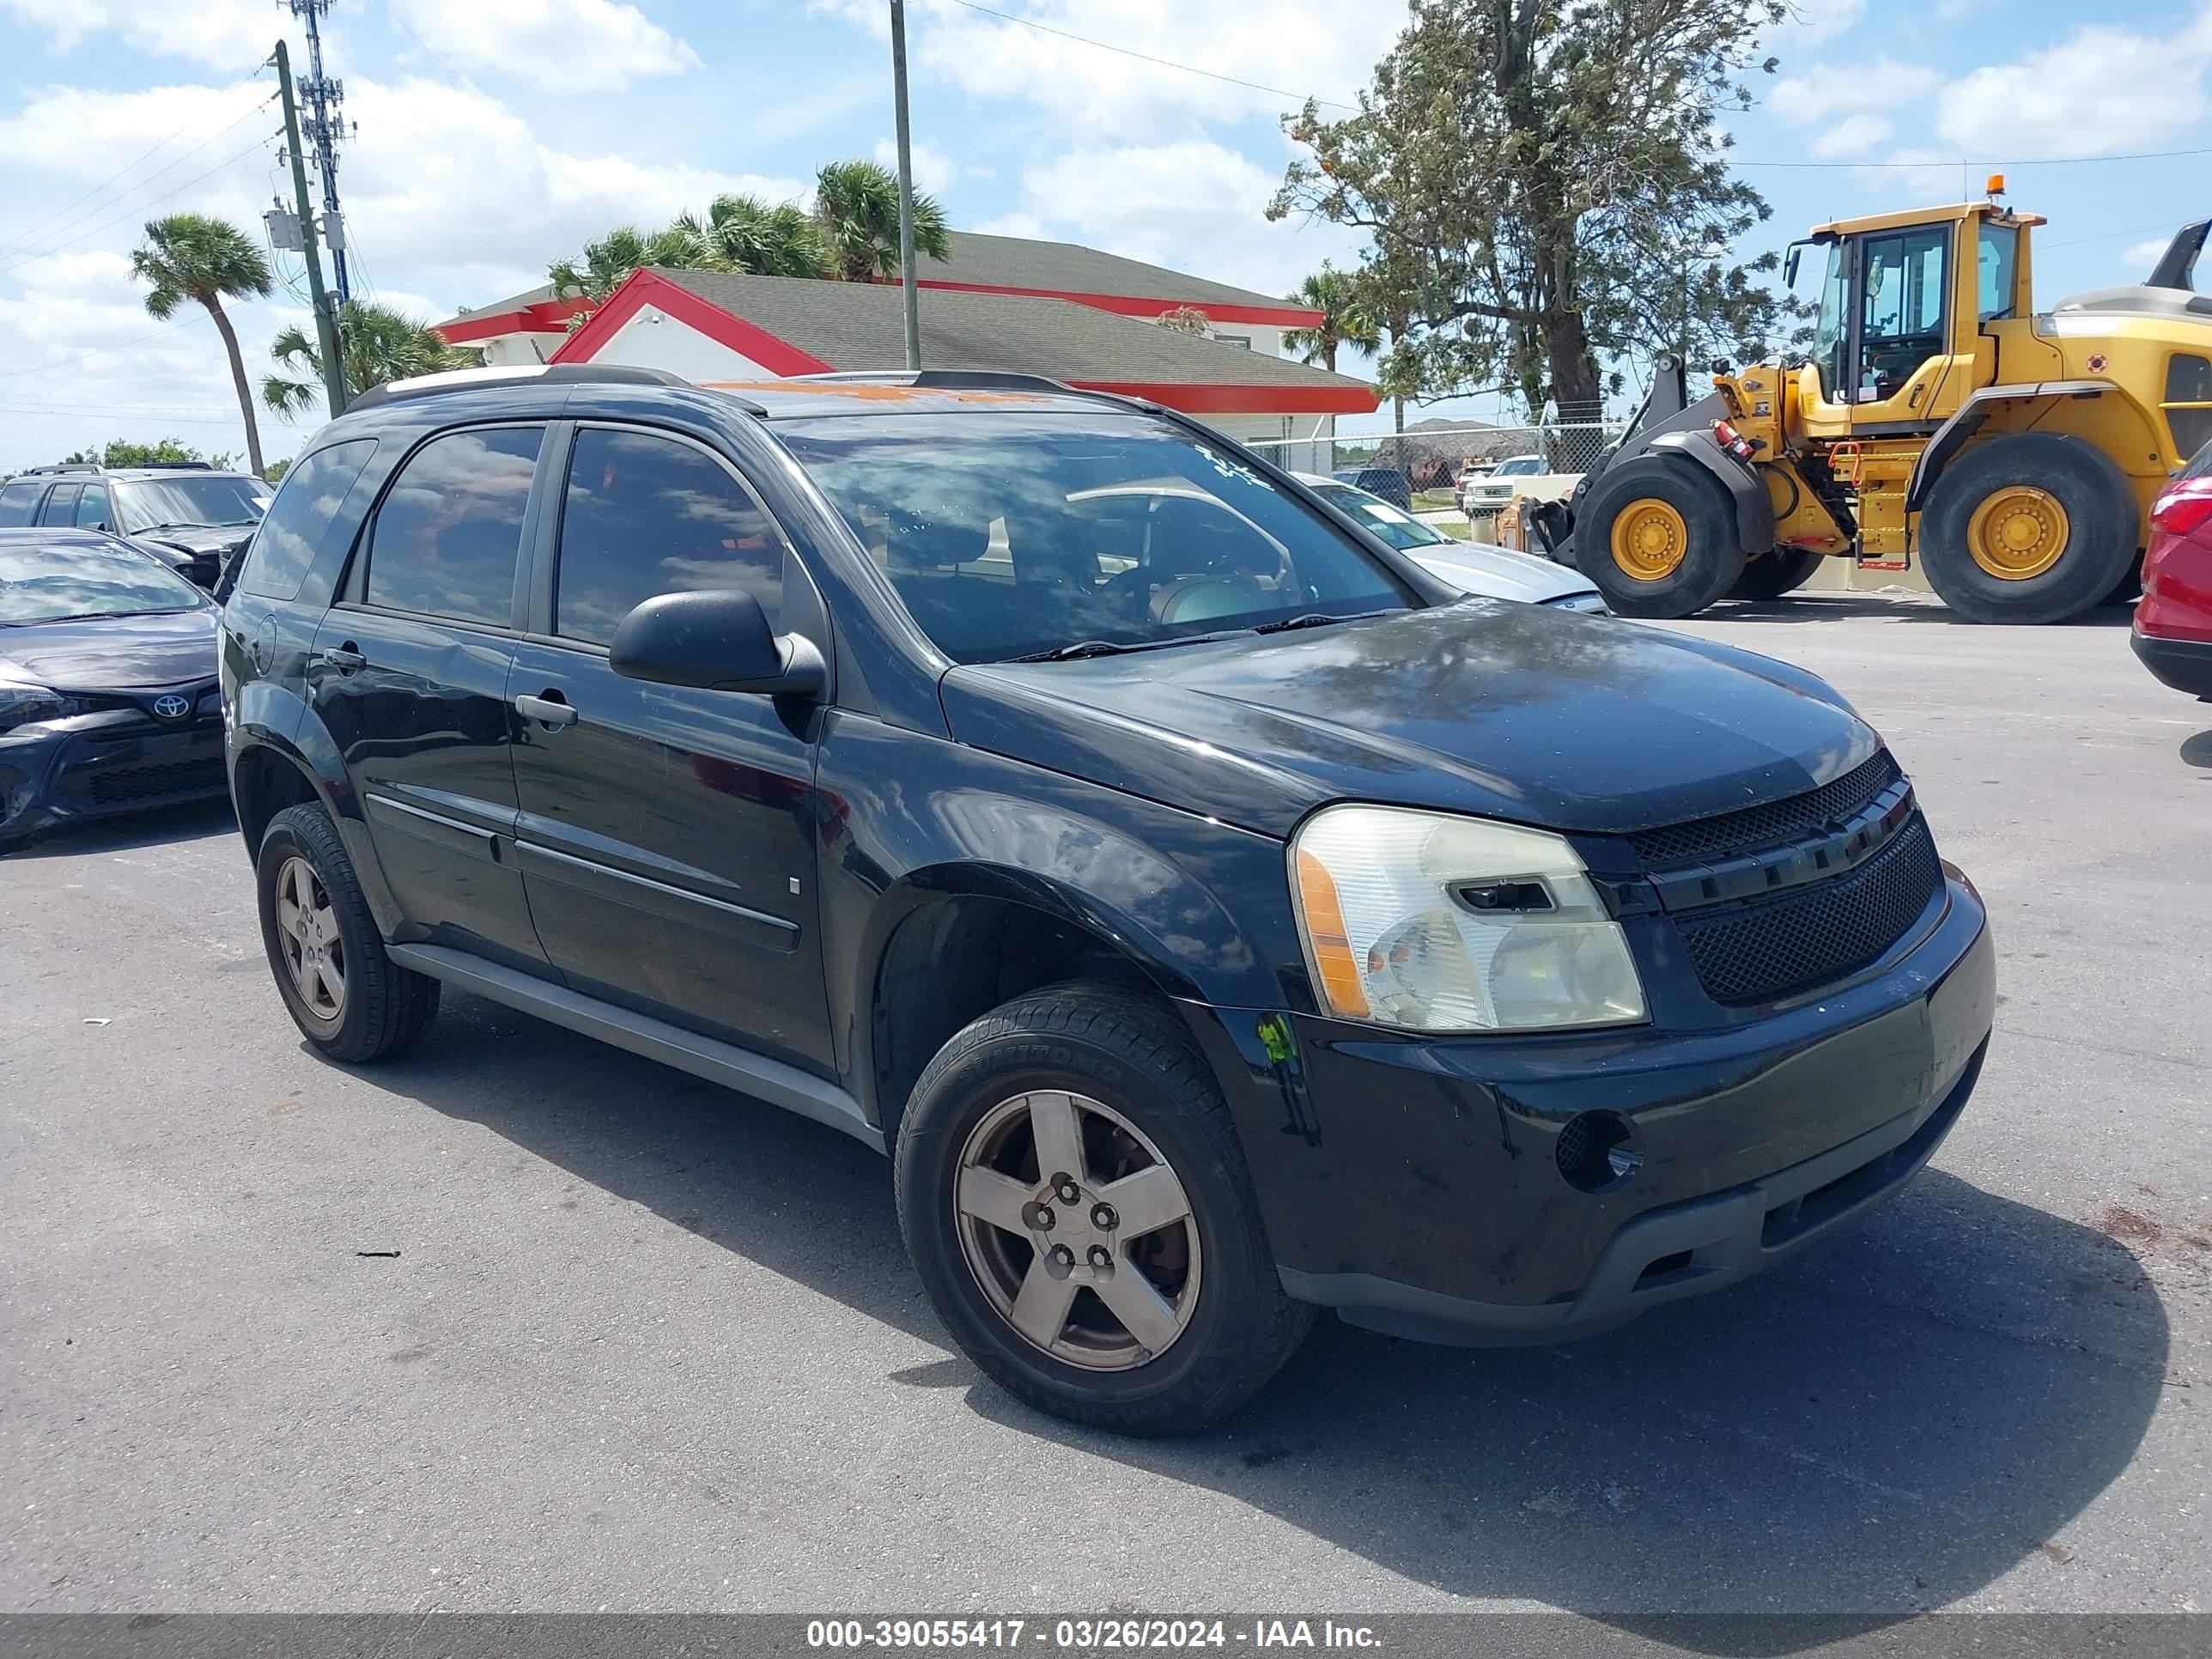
[218,366,1996,1435]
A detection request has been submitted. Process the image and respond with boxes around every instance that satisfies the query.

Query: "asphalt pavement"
[2,593,2207,1623]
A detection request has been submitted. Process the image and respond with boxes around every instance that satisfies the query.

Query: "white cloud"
[1771,59,1942,158]
[812,0,1404,137]
[0,0,273,70]
[872,137,957,196]
[1014,139,1358,298]
[1935,11,2212,158]
[387,0,700,94]
[1763,0,1866,52]
[2124,239,2172,270]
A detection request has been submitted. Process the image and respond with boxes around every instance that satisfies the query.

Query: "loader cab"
[1795,201,2038,437]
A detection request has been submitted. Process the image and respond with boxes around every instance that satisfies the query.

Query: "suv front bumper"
[1180,871,1994,1346]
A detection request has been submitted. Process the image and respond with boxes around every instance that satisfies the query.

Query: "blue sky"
[0,0,2207,469]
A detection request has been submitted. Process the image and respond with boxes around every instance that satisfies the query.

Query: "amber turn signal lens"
[1294,846,1371,1019]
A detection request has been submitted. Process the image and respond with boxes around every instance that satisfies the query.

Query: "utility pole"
[275,40,346,416]
[289,0,351,307]
[889,0,921,371]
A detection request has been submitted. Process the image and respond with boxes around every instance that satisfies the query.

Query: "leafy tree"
[263,457,290,484]
[130,212,274,476]
[263,300,472,418]
[1270,0,1790,420]
[63,438,234,468]
[813,159,950,283]
[1282,264,1382,374]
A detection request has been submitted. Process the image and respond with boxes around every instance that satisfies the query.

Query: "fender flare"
[228,697,406,935]
[1643,432,1778,553]
[1904,381,2112,513]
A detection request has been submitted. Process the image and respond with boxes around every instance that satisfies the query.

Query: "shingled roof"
[620,268,1364,400]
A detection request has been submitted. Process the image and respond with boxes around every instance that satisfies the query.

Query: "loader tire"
[1577,459,1747,618]
[1919,434,2139,624]
[1729,546,1824,600]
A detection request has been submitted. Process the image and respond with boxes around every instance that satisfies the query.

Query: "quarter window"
[237,439,379,601]
[1978,222,2019,324]
[0,481,43,526]
[2164,353,2212,462]
[366,426,543,626]
[554,427,784,646]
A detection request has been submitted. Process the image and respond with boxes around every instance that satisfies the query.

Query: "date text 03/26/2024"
[805,1620,1382,1650]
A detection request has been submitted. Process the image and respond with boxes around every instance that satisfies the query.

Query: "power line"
[0,130,283,277]
[939,0,1358,111]
[0,319,202,382]
[0,94,278,267]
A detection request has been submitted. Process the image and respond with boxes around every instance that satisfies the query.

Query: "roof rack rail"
[115,459,215,471]
[790,369,1085,395]
[345,362,696,413]
[21,463,100,475]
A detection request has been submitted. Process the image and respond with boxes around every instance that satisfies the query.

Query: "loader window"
[1978,222,2019,323]
[1814,241,1850,403]
[2164,353,2212,460]
[1857,226,1949,403]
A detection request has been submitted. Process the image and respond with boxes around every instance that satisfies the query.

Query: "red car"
[2135,444,2212,700]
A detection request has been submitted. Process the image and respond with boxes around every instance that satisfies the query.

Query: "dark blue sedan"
[0,528,225,850]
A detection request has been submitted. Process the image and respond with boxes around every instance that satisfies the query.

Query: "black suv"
[219,366,1994,1434]
[0,461,270,586]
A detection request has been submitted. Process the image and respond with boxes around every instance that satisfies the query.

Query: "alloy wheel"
[952,1090,1202,1371]
[274,854,346,1023]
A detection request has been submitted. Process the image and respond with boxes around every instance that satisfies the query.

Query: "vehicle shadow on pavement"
[393,994,2167,1638]
[3,798,235,860]
[1697,594,2138,628]
[2182,730,2212,769]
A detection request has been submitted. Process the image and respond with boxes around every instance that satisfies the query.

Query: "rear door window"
[364,426,543,627]
[37,484,81,526]
[236,439,379,601]
[0,481,42,526]
[553,426,784,645]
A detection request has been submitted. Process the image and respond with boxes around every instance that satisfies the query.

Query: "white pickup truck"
[1459,454,1583,514]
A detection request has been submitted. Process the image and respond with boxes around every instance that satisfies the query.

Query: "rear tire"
[1728,545,1823,600]
[1918,434,2139,624]
[255,803,441,1063]
[1576,458,1747,617]
[894,982,1310,1435]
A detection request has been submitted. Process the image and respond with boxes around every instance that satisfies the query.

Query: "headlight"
[0,686,88,733]
[1290,805,1646,1033]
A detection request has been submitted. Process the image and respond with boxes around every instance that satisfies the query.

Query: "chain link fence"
[1243,422,1620,498]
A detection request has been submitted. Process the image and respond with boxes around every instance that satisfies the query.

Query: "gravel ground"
[2,592,2207,1620]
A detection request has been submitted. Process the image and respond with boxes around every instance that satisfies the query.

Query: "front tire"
[255,803,440,1063]
[1576,458,1748,617]
[894,983,1310,1435]
[1918,434,2140,624]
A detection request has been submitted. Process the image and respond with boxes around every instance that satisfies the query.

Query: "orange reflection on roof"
[701,380,1053,404]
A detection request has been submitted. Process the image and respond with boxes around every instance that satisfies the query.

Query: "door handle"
[321,643,367,672]
[514,691,578,729]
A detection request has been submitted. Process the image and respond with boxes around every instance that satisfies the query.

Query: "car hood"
[1409,543,1597,605]
[939,601,1877,841]
[134,525,253,556]
[0,606,218,690]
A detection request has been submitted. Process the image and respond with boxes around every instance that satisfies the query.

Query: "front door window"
[1857,226,1948,404]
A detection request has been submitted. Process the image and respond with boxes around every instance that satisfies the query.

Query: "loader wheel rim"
[1609,499,1688,580]
[1967,486,2069,580]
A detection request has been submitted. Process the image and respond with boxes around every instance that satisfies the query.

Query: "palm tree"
[131,213,273,476]
[701,194,831,278]
[1282,264,1381,374]
[812,159,950,283]
[549,222,713,304]
[262,300,472,418]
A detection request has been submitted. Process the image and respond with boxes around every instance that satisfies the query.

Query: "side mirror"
[610,588,824,699]
[1784,246,1801,288]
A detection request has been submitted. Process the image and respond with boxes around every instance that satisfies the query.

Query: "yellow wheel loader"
[1541,188,2212,623]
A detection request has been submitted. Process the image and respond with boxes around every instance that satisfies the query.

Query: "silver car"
[1296,473,1607,612]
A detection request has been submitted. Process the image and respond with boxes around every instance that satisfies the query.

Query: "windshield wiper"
[1251,608,1389,635]
[131,521,216,535]
[1008,639,1139,663]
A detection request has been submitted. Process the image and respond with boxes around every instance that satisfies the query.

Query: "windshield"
[113,475,270,532]
[0,537,208,623]
[1311,482,1446,549]
[781,410,1416,664]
